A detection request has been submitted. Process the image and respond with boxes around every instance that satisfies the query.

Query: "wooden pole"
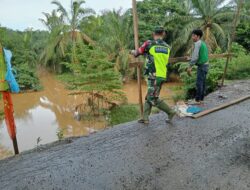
[2,92,19,155]
[221,0,244,86]
[221,55,230,86]
[12,137,19,155]
[129,53,233,68]
[132,0,143,117]
[192,95,250,119]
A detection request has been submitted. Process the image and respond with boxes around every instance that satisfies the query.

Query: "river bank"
[0,72,182,159]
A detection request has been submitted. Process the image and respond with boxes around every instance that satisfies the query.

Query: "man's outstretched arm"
[130,41,150,57]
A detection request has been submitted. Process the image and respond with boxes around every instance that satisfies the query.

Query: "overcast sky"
[0,0,132,31]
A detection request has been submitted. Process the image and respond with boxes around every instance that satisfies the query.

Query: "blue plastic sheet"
[3,48,20,93]
[187,106,203,114]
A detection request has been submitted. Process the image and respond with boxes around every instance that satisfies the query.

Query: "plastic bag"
[3,48,20,93]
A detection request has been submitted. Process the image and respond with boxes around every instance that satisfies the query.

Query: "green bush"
[59,42,125,103]
[109,104,139,126]
[14,64,42,91]
[236,22,250,51]
[227,55,250,79]
[0,27,47,91]
[226,43,250,79]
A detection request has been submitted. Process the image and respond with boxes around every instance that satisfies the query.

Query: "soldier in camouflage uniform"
[131,27,176,124]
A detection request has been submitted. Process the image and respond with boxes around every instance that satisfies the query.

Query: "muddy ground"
[0,80,250,190]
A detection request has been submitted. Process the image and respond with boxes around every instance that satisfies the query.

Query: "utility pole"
[132,0,143,117]
[221,0,244,86]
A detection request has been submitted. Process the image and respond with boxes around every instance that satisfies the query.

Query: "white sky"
[0,0,132,31]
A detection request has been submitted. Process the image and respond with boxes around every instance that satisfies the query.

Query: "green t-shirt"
[190,40,209,66]
[198,41,209,65]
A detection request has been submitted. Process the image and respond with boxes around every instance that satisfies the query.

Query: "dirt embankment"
[0,80,250,190]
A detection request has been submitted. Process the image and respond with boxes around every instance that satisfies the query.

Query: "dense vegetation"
[0,27,46,90]
[1,0,250,123]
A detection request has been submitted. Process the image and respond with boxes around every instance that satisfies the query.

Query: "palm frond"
[52,0,69,22]
[165,13,196,23]
[172,19,203,55]
[211,23,228,50]
[191,0,206,16]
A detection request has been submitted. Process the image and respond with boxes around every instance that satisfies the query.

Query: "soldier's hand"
[130,50,136,56]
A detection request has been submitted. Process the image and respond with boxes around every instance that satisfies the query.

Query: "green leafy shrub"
[226,43,250,79]
[236,22,250,51]
[14,64,42,91]
[109,104,139,126]
[0,27,46,91]
[227,55,250,79]
[58,42,126,117]
[59,42,125,100]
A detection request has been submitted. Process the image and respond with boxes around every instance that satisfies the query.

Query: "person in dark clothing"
[187,29,209,104]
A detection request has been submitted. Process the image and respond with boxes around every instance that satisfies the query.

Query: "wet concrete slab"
[0,81,250,190]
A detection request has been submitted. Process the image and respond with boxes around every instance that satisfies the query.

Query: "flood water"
[0,72,182,159]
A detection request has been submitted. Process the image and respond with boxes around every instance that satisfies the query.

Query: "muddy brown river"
[0,72,182,159]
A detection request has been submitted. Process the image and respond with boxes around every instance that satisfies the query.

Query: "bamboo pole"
[129,53,233,68]
[132,0,143,117]
[221,0,244,86]
[192,95,250,119]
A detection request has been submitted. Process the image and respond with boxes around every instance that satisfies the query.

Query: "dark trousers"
[196,64,209,101]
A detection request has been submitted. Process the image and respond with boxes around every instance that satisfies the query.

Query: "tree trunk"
[221,0,244,86]
[132,0,143,118]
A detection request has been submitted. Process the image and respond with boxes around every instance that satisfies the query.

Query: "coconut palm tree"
[95,10,133,79]
[39,10,68,71]
[79,15,103,41]
[52,0,95,64]
[40,0,95,70]
[51,0,94,42]
[39,10,64,32]
[166,0,237,55]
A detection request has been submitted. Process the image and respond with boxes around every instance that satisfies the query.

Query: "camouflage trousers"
[143,77,174,120]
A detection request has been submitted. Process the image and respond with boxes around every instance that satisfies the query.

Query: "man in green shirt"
[187,29,209,104]
[131,27,176,124]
